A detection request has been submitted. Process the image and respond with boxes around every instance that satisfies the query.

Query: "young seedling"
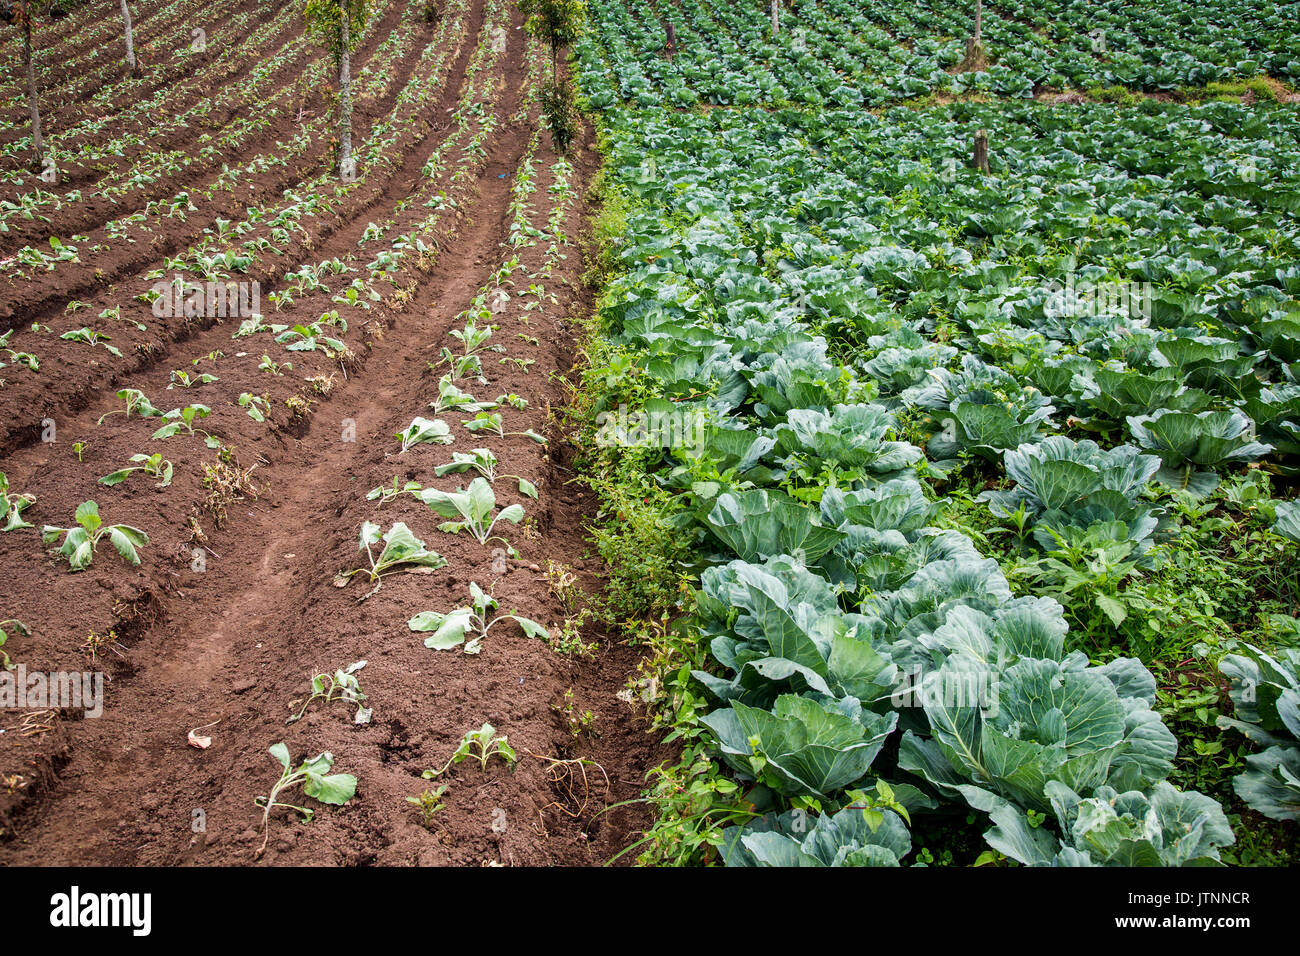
[97,388,162,424]
[259,354,291,375]
[420,477,525,546]
[61,327,122,357]
[437,316,503,383]
[406,785,449,827]
[239,392,272,422]
[333,521,447,599]
[254,743,357,858]
[286,660,371,725]
[168,369,218,389]
[396,416,453,453]
[42,501,148,571]
[152,404,222,448]
[99,453,174,488]
[1,328,38,371]
[0,619,28,670]
[366,477,424,505]
[72,441,87,462]
[408,581,549,653]
[461,410,547,444]
[422,723,516,777]
[434,449,537,498]
[0,472,35,531]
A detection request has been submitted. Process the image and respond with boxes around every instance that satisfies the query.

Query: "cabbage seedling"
[422,723,515,777]
[152,404,222,448]
[98,453,173,488]
[286,660,370,725]
[333,521,447,599]
[0,618,28,670]
[366,477,424,505]
[97,387,162,424]
[419,477,525,545]
[396,416,453,452]
[42,501,148,571]
[434,449,537,497]
[408,581,549,653]
[0,472,35,530]
[254,743,357,858]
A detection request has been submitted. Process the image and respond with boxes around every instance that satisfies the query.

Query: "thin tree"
[8,1,46,170]
[770,0,779,36]
[520,0,586,85]
[120,0,136,73]
[303,0,369,180]
[962,0,986,71]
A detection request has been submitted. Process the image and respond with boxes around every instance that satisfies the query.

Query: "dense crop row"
[577,0,1300,109]
[575,7,1299,865]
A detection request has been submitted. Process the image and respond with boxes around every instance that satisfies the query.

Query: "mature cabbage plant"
[1126,408,1272,496]
[1216,643,1300,821]
[985,781,1235,866]
[720,806,911,867]
[982,436,1163,557]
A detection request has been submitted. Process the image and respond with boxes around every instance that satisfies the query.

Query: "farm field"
[0,0,1297,874]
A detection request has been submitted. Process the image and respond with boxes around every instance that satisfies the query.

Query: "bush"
[540,77,578,152]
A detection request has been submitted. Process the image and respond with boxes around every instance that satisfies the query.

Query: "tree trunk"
[665,22,675,60]
[22,4,44,169]
[973,129,989,175]
[974,0,982,44]
[338,0,353,179]
[770,0,779,35]
[120,0,136,73]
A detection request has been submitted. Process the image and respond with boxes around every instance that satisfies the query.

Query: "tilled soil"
[0,0,673,866]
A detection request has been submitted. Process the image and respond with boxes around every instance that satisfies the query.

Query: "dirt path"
[0,0,669,866]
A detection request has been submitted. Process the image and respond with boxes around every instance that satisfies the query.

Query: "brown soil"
[0,0,673,866]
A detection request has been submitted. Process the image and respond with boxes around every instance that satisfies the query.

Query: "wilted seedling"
[396,416,453,452]
[420,477,525,545]
[430,375,497,415]
[408,581,549,653]
[152,403,221,448]
[254,743,357,858]
[99,453,173,488]
[366,477,424,505]
[422,723,516,777]
[97,387,162,424]
[0,472,35,531]
[0,619,28,670]
[407,784,449,827]
[334,521,447,599]
[287,660,371,725]
[42,501,148,571]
